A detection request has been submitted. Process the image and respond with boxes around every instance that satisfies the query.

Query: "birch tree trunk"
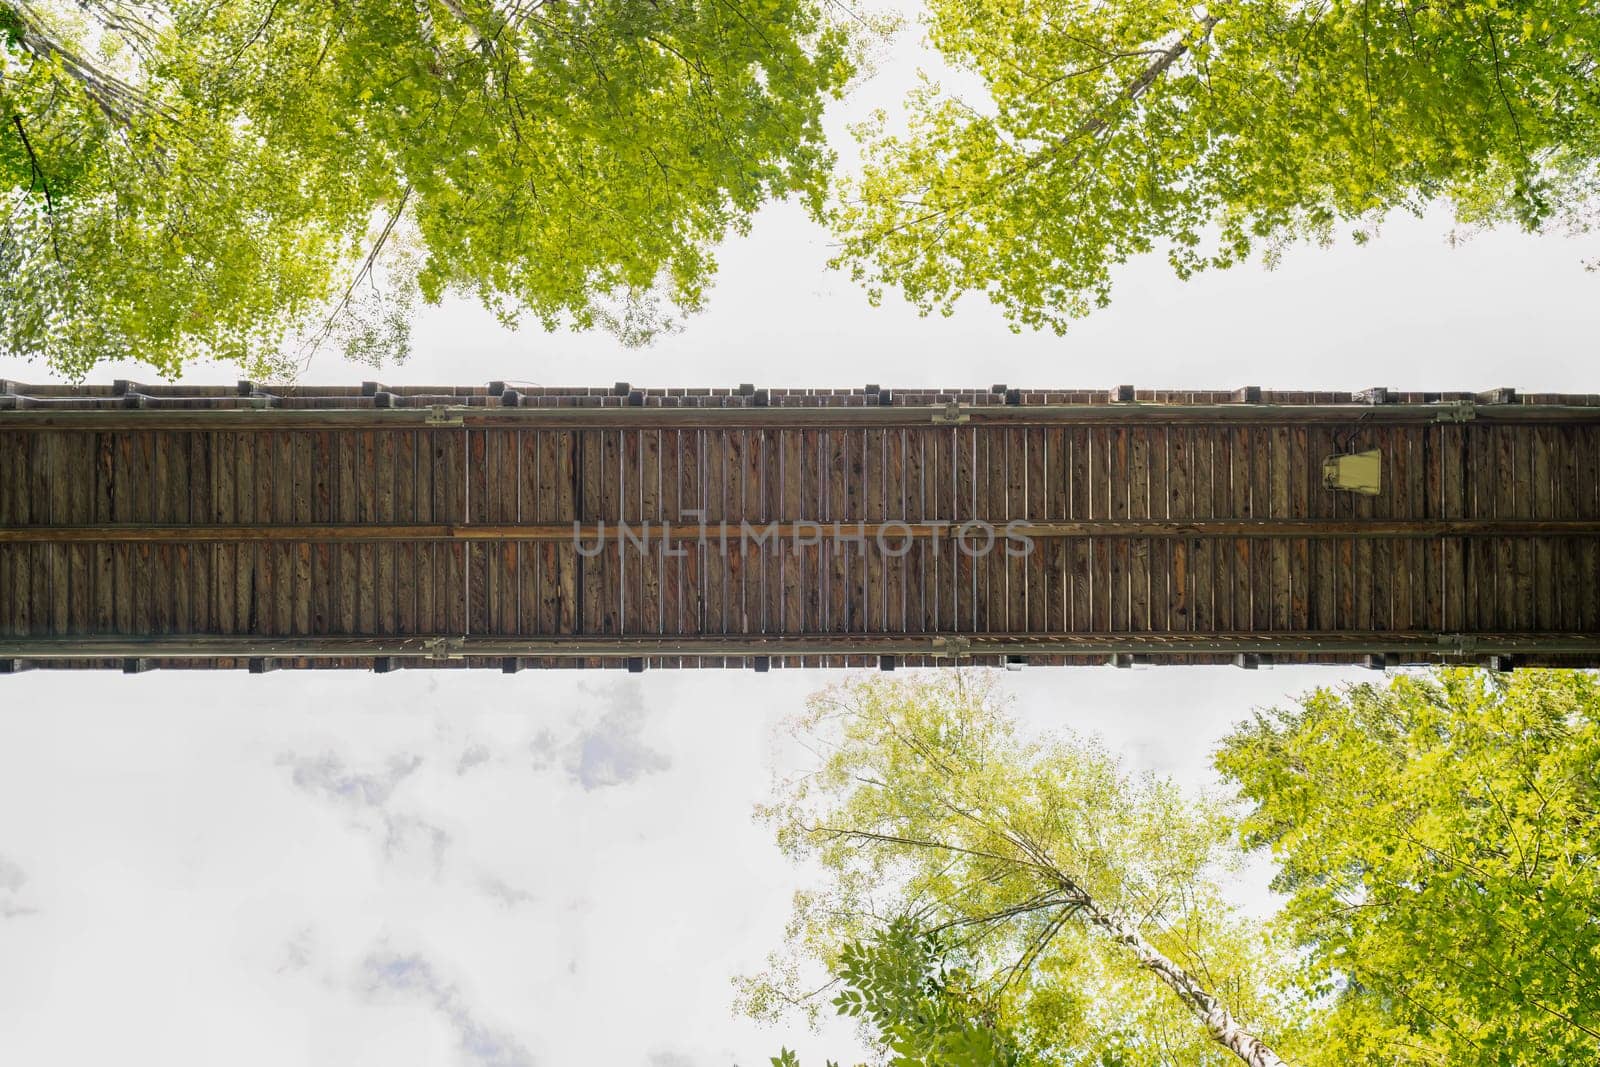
[1080,903,1289,1067]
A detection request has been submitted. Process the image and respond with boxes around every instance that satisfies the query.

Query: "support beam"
[5,518,1600,545]
[5,632,1599,661]
[5,400,1600,431]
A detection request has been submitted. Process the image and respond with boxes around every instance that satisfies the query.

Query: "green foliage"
[1,0,855,377]
[1216,668,1600,1065]
[828,0,1600,332]
[776,917,1023,1067]
[741,674,1314,1066]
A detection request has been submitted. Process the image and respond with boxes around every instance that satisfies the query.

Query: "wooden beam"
[5,519,1599,544]
[4,631,1599,660]
[6,401,1600,431]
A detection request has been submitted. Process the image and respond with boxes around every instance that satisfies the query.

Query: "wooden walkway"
[2,381,1599,671]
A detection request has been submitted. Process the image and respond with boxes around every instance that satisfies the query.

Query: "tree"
[1,0,855,377]
[771,917,1026,1067]
[828,0,1600,333]
[1216,668,1600,1066]
[742,673,1314,1067]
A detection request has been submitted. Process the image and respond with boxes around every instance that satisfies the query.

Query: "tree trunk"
[1080,904,1289,1067]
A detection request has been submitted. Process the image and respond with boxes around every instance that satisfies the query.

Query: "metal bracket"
[1434,401,1477,424]
[426,404,466,427]
[1440,634,1478,657]
[932,401,970,426]
[930,635,972,658]
[423,636,467,660]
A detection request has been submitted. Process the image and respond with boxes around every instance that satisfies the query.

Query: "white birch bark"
[1079,903,1289,1067]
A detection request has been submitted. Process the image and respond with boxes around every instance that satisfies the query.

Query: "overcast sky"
[1,5,1597,1066]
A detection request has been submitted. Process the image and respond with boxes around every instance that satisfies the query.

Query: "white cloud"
[477,876,536,910]
[0,853,35,918]
[278,749,453,870]
[646,1052,699,1067]
[567,710,671,792]
[544,682,673,791]
[360,948,537,1067]
[457,742,493,776]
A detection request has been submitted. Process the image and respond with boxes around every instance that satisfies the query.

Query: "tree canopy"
[1217,668,1600,1066]
[752,669,1600,1067]
[742,673,1312,1067]
[1,0,853,377]
[829,0,1600,332]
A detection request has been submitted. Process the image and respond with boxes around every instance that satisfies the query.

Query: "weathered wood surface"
[3,382,1599,672]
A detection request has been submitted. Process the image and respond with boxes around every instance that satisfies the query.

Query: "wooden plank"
[224,430,252,635]
[1288,425,1308,632]
[1468,424,1496,632]
[680,429,704,646]
[605,428,626,637]
[1409,426,1432,630]
[1268,425,1291,631]
[737,427,758,635]
[1025,426,1046,633]
[533,431,556,636]
[108,432,134,634]
[828,428,850,635]
[274,431,296,636]
[1045,426,1067,634]
[639,428,662,637]
[1531,425,1553,630]
[410,430,434,637]
[1087,423,1112,644]
[291,432,313,635]
[188,432,212,636]
[1242,427,1266,631]
[466,429,489,635]
[66,431,93,635]
[1578,427,1600,632]
[579,429,603,638]
[936,427,958,632]
[1559,425,1583,630]
[1385,425,1412,632]
[24,435,50,638]
[1211,427,1236,630]
[758,427,781,640]
[864,427,884,633]
[245,431,271,637]
[492,430,517,637]
[1145,426,1170,632]
[1169,427,1192,632]
[1192,427,1216,633]
[395,430,416,637]
[889,428,915,639]
[1108,427,1129,632]
[429,429,452,634]
[46,432,69,634]
[1440,423,1466,632]
[372,430,394,635]
[1127,428,1150,633]
[987,427,1010,633]
[1420,424,1442,632]
[335,430,359,633]
[1229,427,1251,632]
[448,427,468,636]
[656,430,682,658]
[703,426,726,638]
[781,428,804,638]
[1006,427,1028,633]
[1498,425,1523,629]
[0,433,18,637]
[1067,427,1090,632]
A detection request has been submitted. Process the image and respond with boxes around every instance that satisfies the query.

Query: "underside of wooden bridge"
[2,381,1599,673]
